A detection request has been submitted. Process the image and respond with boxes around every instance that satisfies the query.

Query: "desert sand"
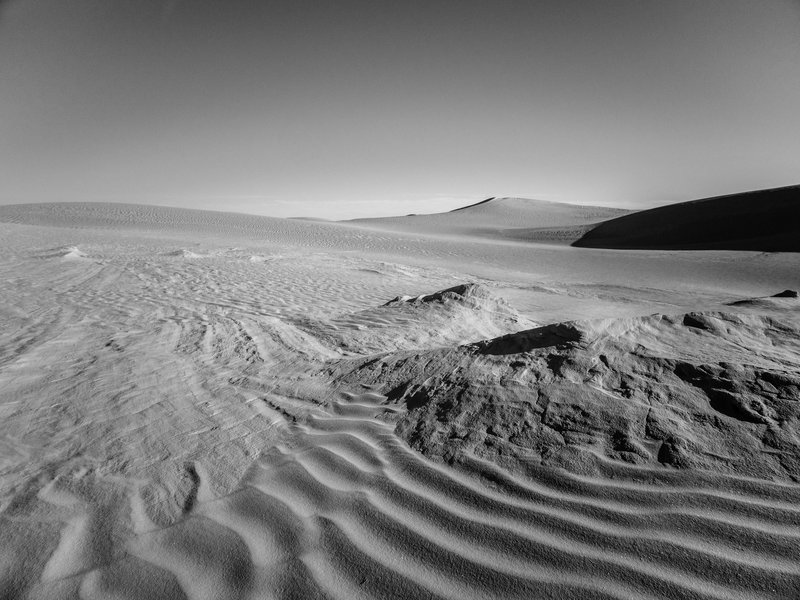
[1,198,799,599]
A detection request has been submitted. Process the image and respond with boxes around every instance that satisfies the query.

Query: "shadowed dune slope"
[573,185,800,251]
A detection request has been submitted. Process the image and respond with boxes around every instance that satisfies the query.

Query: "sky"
[1,0,799,219]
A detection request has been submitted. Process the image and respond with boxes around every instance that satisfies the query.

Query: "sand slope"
[573,185,800,251]
[1,202,800,599]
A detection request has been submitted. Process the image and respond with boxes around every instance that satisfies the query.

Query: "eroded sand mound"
[573,185,800,251]
[331,293,800,483]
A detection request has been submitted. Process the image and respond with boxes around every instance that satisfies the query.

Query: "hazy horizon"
[2,0,799,219]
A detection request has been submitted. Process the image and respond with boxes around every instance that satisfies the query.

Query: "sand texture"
[1,199,800,599]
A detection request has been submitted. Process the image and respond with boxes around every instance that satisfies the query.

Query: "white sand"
[1,199,799,599]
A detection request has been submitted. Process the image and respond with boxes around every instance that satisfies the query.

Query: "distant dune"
[573,185,800,251]
[347,197,631,244]
[0,199,623,246]
[0,201,321,235]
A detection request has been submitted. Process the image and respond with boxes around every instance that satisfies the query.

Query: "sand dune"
[573,185,800,251]
[346,196,630,243]
[1,201,800,599]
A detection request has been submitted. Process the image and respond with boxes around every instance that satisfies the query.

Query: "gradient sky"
[1,0,799,219]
